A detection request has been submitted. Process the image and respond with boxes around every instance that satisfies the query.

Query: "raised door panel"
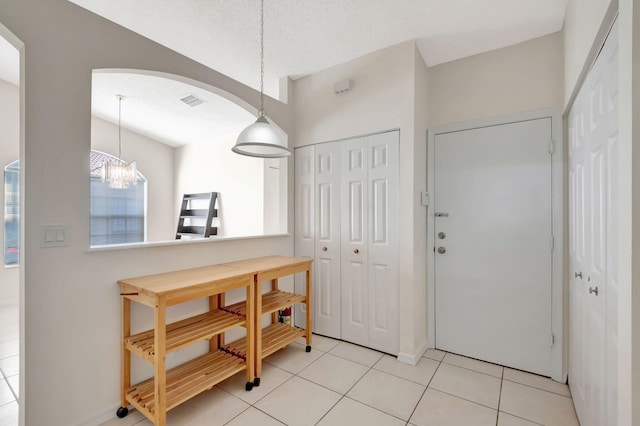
[367,131,399,354]
[314,142,341,338]
[341,137,369,346]
[294,145,315,329]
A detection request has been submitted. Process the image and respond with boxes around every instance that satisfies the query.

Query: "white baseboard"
[75,404,131,426]
[396,340,430,366]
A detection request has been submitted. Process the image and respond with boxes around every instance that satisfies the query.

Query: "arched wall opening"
[90,69,288,246]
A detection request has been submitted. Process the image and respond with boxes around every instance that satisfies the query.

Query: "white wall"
[0,79,19,304]
[0,1,294,425]
[293,41,429,359]
[91,116,175,242]
[411,44,429,358]
[427,32,564,128]
[564,0,615,106]
[174,135,264,237]
[616,0,639,424]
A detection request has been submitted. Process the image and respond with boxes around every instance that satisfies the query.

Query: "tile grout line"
[502,377,573,398]
[495,365,504,425]
[405,356,443,424]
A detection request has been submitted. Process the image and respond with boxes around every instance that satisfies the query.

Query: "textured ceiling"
[92,71,255,147]
[68,0,568,98]
[2,1,568,147]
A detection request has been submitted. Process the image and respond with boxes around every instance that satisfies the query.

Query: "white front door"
[434,118,553,376]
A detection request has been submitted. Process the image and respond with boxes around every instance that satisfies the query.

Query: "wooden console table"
[116,255,312,425]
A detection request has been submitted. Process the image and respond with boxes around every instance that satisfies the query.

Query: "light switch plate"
[420,191,429,206]
[40,224,70,248]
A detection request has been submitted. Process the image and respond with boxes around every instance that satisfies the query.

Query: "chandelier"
[103,95,138,189]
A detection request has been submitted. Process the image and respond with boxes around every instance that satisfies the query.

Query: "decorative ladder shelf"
[176,192,218,239]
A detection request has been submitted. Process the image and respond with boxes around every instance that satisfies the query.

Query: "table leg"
[306,268,313,349]
[255,275,263,381]
[121,297,131,408]
[245,282,255,388]
[154,298,167,426]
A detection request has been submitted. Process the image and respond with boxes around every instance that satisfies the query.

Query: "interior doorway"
[0,25,22,426]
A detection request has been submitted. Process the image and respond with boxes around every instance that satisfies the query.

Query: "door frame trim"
[426,109,565,382]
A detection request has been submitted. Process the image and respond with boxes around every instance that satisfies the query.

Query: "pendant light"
[232,0,290,158]
[103,95,138,189]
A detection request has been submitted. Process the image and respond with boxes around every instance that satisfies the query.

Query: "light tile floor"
[100,336,580,426]
[0,304,19,426]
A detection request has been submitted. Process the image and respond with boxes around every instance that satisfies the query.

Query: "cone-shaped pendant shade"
[232,116,291,158]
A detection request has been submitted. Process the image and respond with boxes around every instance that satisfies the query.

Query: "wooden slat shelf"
[125,350,246,417]
[224,290,306,316]
[224,323,306,359]
[125,310,246,363]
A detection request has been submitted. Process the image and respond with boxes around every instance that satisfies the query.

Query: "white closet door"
[294,145,315,329]
[314,142,342,338]
[366,132,399,354]
[341,137,369,346]
[569,85,590,423]
[569,19,618,426]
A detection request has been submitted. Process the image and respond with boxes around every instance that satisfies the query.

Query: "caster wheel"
[245,381,254,391]
[306,345,311,353]
[116,407,129,418]
[253,377,261,386]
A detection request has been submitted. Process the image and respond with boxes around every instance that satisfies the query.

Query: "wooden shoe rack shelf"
[116,255,312,426]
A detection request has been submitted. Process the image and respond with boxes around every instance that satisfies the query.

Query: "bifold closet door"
[294,145,314,330]
[314,142,342,339]
[341,132,399,354]
[341,137,369,346]
[568,19,618,426]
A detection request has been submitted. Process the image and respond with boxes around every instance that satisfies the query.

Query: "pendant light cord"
[259,0,265,117]
[117,95,123,160]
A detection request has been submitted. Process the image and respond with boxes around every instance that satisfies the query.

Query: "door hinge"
[551,333,555,347]
[551,235,555,251]
[549,139,555,155]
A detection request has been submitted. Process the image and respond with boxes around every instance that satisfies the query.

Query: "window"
[90,151,146,246]
[4,160,19,266]
[3,153,147,261]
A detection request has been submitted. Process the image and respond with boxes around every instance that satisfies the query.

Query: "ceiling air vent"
[180,94,204,107]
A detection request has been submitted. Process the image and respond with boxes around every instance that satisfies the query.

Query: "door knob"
[438,232,446,239]
[575,271,582,279]
[437,247,446,254]
[354,249,359,254]
[589,286,599,296]
[322,247,327,251]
